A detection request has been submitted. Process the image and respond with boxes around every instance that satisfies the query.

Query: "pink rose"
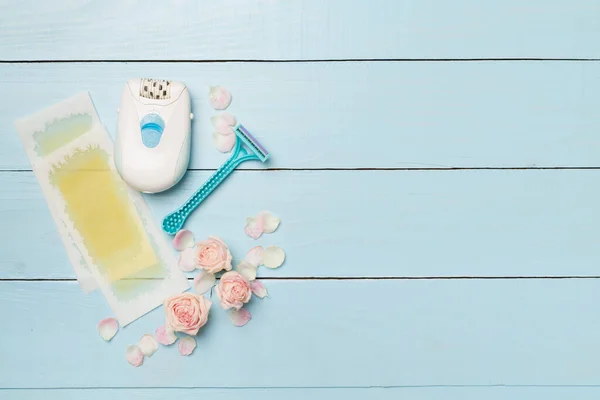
[194,236,232,274]
[216,271,252,310]
[164,293,211,336]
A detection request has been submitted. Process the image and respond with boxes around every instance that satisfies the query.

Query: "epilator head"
[115,78,193,193]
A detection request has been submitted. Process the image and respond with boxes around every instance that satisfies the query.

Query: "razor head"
[234,124,270,162]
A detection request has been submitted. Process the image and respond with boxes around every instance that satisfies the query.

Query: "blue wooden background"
[2,0,600,398]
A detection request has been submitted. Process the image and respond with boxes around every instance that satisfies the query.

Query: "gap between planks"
[2,58,600,63]
[6,384,600,390]
[4,276,600,282]
[3,167,600,173]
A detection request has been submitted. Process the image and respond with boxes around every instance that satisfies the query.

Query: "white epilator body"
[115,78,193,193]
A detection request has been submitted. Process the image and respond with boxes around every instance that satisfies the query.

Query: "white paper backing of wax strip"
[14,92,190,325]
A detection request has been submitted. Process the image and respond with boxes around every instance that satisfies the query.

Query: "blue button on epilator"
[140,113,165,148]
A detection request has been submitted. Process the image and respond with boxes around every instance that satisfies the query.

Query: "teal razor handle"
[162,124,269,235]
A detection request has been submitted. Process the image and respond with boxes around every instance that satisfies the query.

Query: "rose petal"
[173,229,194,251]
[213,131,236,153]
[244,217,264,240]
[237,260,258,281]
[216,124,234,136]
[229,308,252,327]
[208,86,232,110]
[259,211,280,234]
[213,120,233,136]
[210,111,237,128]
[97,318,118,341]
[262,246,285,269]
[193,271,216,295]
[250,280,268,298]
[178,336,196,356]
[139,334,159,357]
[245,246,264,267]
[178,247,197,272]
[126,345,144,367]
[211,114,236,135]
[155,325,177,346]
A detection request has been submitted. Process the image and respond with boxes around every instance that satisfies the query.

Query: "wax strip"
[15,92,189,325]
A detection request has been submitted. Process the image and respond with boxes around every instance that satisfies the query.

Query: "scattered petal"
[209,86,232,110]
[213,131,236,153]
[245,246,264,267]
[173,229,194,251]
[216,124,234,136]
[244,216,264,240]
[97,318,118,341]
[262,246,285,269]
[237,260,258,281]
[178,336,197,356]
[193,271,216,295]
[155,325,177,346]
[126,345,144,367]
[211,114,236,135]
[259,211,280,234]
[229,308,252,327]
[212,112,237,127]
[250,280,268,298]
[178,247,197,272]
[139,334,159,357]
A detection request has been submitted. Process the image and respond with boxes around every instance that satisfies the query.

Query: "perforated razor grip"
[162,156,241,235]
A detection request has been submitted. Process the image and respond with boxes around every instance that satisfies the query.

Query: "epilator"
[115,78,193,193]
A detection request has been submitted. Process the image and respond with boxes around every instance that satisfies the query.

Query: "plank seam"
[2,58,600,63]
[3,276,600,282]
[4,384,600,390]
[3,167,600,173]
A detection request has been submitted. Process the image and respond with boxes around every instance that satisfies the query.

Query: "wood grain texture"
[3,0,599,394]
[3,388,600,400]
[3,62,600,170]
[1,0,599,60]
[3,169,599,279]
[2,280,600,388]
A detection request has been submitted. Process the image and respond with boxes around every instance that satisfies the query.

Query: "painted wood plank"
[2,279,600,388]
[3,62,600,170]
[1,0,599,60]
[2,169,600,279]
[3,387,600,400]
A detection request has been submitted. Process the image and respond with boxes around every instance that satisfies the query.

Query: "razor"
[162,124,269,235]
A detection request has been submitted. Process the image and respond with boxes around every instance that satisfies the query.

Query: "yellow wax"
[49,147,157,282]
